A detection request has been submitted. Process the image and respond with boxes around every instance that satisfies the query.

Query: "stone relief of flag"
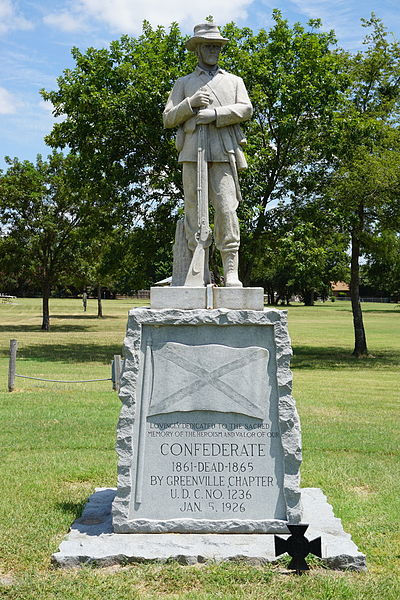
[147,342,270,419]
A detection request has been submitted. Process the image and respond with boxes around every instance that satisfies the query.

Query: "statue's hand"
[196,109,216,124]
[189,89,210,108]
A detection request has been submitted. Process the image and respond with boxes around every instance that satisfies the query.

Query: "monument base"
[52,487,366,571]
[150,286,264,310]
[112,308,302,533]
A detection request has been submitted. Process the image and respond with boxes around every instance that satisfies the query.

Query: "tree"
[221,15,347,237]
[0,233,37,296]
[218,15,350,287]
[327,16,400,356]
[42,23,192,225]
[0,153,108,330]
[63,233,117,318]
[42,14,348,285]
[250,206,349,305]
[41,14,400,358]
[363,231,400,302]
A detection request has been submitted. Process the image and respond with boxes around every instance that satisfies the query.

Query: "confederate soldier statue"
[163,23,253,287]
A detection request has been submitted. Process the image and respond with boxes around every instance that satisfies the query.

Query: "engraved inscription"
[129,417,286,521]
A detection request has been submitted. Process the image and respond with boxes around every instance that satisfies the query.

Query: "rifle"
[184,124,212,286]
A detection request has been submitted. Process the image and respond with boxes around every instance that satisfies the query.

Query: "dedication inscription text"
[142,419,283,518]
[126,323,287,522]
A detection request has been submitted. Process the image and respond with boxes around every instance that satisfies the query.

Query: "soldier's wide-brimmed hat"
[185,23,229,51]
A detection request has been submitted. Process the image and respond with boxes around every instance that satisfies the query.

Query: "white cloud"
[0,86,17,114]
[43,10,88,33]
[43,0,252,35]
[0,0,33,34]
[38,99,54,113]
[290,0,354,32]
[38,99,66,123]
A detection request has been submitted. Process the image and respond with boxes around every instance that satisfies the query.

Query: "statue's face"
[197,43,222,66]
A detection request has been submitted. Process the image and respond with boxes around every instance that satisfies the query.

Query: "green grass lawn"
[0,297,399,599]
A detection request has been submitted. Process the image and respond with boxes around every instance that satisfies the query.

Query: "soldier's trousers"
[182,162,240,253]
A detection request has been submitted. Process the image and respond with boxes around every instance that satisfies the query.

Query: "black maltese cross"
[274,524,322,574]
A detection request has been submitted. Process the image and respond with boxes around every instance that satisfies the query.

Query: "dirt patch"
[0,572,16,586]
[351,485,376,497]
[307,406,343,419]
[62,481,93,491]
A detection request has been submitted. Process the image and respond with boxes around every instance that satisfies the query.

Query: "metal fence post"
[8,339,18,392]
[112,355,122,392]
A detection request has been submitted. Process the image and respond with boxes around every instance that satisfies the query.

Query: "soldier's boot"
[221,250,243,288]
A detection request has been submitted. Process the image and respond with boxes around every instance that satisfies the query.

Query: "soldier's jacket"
[163,66,253,170]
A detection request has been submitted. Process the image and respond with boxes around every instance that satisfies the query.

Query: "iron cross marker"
[274,524,322,574]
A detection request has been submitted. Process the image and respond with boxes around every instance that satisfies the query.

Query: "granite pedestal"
[52,306,366,571]
[112,308,302,534]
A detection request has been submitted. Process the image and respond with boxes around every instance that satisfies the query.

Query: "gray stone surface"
[112,308,302,533]
[213,287,264,310]
[150,286,264,310]
[52,487,366,571]
[172,220,192,286]
[151,286,207,309]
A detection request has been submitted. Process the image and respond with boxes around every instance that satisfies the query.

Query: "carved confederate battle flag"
[146,342,270,419]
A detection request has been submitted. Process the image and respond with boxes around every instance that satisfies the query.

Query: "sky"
[1,0,400,171]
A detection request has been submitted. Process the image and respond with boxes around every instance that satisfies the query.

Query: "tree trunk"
[97,285,103,318]
[266,286,274,305]
[239,255,252,288]
[350,229,368,357]
[303,289,315,306]
[41,282,51,331]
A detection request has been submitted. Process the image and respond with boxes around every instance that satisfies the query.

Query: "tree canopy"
[326,16,400,355]
[1,12,399,352]
[42,12,349,270]
[0,153,116,329]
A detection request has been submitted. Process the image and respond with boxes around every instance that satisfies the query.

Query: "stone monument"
[112,307,302,533]
[112,23,302,534]
[52,24,366,571]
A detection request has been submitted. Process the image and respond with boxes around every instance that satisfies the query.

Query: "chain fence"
[7,339,122,393]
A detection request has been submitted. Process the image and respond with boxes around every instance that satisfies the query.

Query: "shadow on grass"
[359,308,400,314]
[330,307,400,314]
[266,303,399,313]
[292,345,400,369]
[3,343,123,363]
[0,315,119,334]
[0,325,96,335]
[50,314,119,320]
[266,303,348,309]
[56,501,86,520]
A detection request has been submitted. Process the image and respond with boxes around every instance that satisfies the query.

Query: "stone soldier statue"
[163,22,253,287]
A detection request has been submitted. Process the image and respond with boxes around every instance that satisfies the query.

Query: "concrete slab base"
[52,487,366,571]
